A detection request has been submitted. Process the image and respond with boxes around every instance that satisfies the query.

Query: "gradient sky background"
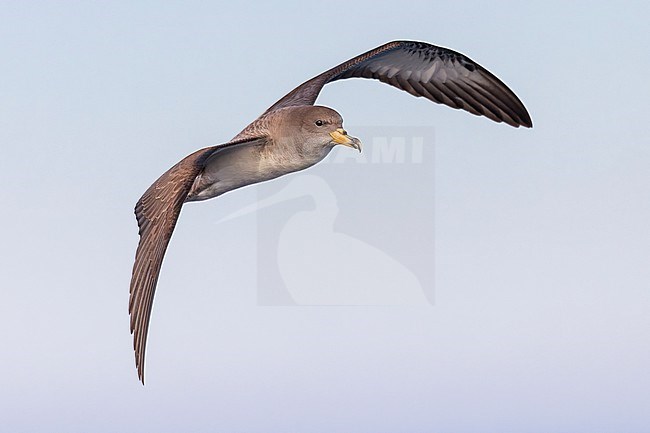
[2,1,649,432]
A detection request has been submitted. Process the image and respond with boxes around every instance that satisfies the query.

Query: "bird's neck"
[265,137,333,174]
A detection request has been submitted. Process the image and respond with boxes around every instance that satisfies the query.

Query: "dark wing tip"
[458,51,532,129]
[520,111,533,128]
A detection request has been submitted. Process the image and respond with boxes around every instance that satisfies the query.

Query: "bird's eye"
[314,120,324,127]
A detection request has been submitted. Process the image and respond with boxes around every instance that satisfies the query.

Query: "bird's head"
[274,106,361,155]
[300,106,362,152]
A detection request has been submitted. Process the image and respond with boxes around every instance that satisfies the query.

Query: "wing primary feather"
[425,82,461,109]
[395,74,420,97]
[455,80,509,123]
[445,80,494,118]
[465,80,522,126]
[406,78,438,102]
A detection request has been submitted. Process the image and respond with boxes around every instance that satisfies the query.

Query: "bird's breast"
[186,142,329,202]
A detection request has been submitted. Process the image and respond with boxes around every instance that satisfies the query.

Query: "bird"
[129,40,532,384]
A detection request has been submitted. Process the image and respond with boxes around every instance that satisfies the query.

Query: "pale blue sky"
[1,1,649,432]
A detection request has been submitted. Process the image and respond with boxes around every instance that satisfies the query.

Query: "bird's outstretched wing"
[266,40,532,128]
[129,137,264,384]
